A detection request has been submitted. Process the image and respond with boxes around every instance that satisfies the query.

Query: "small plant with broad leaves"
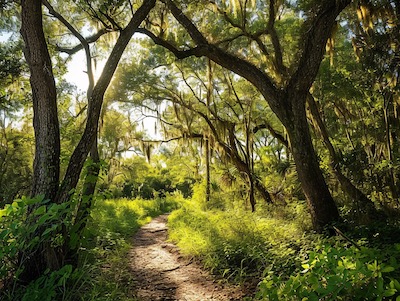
[256,243,400,300]
[0,195,80,300]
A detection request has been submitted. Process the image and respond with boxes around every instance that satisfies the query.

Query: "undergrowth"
[0,192,183,300]
[168,199,313,284]
[167,190,400,300]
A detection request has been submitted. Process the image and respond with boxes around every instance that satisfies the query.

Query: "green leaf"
[42,224,58,237]
[392,279,400,290]
[0,208,7,217]
[383,288,397,297]
[0,229,10,240]
[34,205,46,216]
[381,266,395,273]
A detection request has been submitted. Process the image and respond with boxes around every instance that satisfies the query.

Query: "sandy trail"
[129,214,248,301]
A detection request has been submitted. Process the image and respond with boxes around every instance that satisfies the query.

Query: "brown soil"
[129,214,251,301]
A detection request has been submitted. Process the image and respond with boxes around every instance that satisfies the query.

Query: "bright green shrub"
[0,195,81,300]
[256,243,400,300]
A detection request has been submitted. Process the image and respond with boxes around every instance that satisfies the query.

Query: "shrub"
[256,242,400,300]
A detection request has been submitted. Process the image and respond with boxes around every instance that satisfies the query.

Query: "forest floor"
[128,214,251,301]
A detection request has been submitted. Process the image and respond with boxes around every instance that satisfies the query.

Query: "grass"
[168,199,313,283]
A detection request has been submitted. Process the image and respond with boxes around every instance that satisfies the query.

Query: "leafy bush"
[0,196,77,282]
[256,243,400,300]
[0,195,82,300]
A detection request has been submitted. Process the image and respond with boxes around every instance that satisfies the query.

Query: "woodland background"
[1,0,400,300]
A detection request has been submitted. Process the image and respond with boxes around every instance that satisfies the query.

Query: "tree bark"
[19,0,62,282]
[21,0,60,202]
[75,141,100,235]
[306,94,380,220]
[285,94,339,231]
[205,137,211,203]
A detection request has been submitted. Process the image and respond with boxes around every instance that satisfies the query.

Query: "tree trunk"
[205,137,211,203]
[306,94,380,221]
[285,97,339,231]
[254,177,273,204]
[76,140,100,235]
[21,0,60,202]
[19,0,62,282]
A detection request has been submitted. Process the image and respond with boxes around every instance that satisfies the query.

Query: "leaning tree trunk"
[284,96,340,231]
[75,141,100,236]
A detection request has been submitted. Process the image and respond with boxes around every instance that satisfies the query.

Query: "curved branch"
[253,123,288,149]
[160,0,280,106]
[55,28,113,55]
[42,0,95,95]
[267,0,286,73]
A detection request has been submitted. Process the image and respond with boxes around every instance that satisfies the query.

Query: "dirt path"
[129,214,249,301]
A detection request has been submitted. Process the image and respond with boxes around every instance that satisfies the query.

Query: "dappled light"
[1,0,400,300]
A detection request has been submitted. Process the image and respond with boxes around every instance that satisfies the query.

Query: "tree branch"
[288,0,351,92]
[55,28,113,55]
[253,123,289,149]
[42,0,95,95]
[160,0,281,107]
[267,0,286,73]
[136,28,204,59]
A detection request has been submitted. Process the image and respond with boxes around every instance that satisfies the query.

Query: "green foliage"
[101,154,197,200]
[0,127,34,206]
[0,196,74,281]
[256,242,400,300]
[168,198,311,283]
[0,194,183,300]
[168,195,400,300]
[20,265,83,301]
[88,194,182,239]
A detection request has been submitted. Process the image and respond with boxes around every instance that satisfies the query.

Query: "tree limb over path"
[139,0,352,231]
